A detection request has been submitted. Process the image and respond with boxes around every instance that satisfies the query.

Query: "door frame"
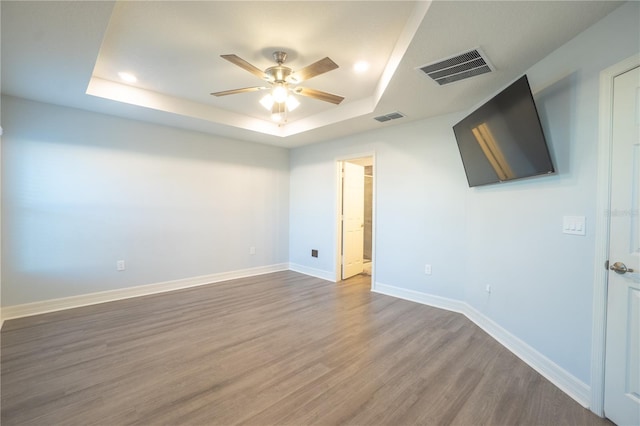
[335,153,376,287]
[591,53,640,416]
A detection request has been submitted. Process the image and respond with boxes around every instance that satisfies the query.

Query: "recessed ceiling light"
[118,72,137,84]
[353,61,370,73]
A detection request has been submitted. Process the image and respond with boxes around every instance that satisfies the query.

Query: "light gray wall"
[288,2,639,385]
[1,96,289,306]
[464,1,639,384]
[289,112,469,299]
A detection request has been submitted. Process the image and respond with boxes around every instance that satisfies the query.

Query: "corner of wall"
[288,263,336,282]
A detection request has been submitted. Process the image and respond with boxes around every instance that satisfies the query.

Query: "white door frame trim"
[590,53,640,416]
[335,153,376,286]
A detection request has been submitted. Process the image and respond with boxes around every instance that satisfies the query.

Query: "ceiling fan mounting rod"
[273,51,287,65]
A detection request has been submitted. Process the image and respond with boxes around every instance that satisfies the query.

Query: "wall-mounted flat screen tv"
[453,75,554,187]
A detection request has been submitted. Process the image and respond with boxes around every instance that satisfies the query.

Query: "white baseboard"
[288,263,336,282]
[373,282,468,315]
[1,268,590,409]
[464,304,591,407]
[1,263,289,321]
[373,281,591,409]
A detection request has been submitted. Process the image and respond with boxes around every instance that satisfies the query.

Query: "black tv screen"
[453,75,554,187]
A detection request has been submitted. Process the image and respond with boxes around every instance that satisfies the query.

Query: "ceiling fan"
[211,51,344,122]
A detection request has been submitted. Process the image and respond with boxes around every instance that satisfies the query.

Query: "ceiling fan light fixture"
[271,102,286,122]
[213,51,344,123]
[259,94,274,110]
[272,84,289,103]
[261,92,298,117]
[286,95,300,112]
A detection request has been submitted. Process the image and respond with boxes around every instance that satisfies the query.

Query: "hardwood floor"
[1,271,611,425]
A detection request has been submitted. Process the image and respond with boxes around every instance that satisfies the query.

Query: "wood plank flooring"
[1,271,611,425]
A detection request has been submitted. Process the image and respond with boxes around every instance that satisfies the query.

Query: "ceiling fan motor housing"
[265,65,293,83]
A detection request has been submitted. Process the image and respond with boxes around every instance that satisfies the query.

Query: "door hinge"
[604,260,609,270]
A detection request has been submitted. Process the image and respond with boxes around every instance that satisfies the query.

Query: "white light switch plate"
[563,216,586,236]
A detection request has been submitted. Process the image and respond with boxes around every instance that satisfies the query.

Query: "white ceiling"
[1,1,623,148]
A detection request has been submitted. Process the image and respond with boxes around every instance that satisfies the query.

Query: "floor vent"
[374,112,405,123]
[417,48,494,85]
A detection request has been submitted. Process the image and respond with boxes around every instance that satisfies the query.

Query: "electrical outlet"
[311,249,318,258]
[117,260,125,271]
[485,284,491,293]
[249,246,256,255]
[424,264,432,275]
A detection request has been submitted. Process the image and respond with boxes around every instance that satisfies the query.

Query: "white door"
[604,65,640,426]
[342,162,364,279]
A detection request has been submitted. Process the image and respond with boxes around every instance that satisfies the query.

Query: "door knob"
[610,261,635,274]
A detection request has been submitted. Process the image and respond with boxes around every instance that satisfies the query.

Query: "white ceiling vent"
[417,48,494,85]
[374,112,405,123]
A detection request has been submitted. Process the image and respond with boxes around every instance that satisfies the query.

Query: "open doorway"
[337,156,374,285]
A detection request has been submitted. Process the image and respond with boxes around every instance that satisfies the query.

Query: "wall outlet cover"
[563,215,586,236]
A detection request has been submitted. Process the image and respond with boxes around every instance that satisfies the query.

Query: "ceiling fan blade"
[220,54,268,81]
[210,86,268,97]
[295,87,344,105]
[290,57,338,83]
